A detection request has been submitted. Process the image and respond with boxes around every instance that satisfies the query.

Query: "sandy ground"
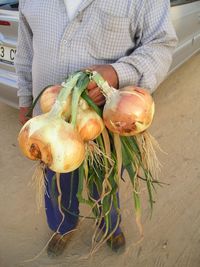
[0,52,200,267]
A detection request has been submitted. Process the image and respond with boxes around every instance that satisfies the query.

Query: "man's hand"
[86,65,119,106]
[19,107,32,125]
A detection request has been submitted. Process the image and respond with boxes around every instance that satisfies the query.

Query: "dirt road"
[0,52,200,267]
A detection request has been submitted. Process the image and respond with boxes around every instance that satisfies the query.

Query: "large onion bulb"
[18,114,85,173]
[103,86,155,135]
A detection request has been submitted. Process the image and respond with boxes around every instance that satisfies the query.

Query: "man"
[15,0,177,257]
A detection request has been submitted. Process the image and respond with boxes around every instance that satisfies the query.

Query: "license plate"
[0,45,16,65]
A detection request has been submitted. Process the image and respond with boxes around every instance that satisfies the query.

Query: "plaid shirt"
[15,0,177,115]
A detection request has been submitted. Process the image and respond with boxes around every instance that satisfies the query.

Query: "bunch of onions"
[17,70,161,255]
[90,71,155,135]
[18,72,85,173]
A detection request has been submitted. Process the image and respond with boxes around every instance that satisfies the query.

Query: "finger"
[87,81,97,90]
[88,94,103,103]
[88,92,105,105]
[94,97,106,106]
[88,87,101,97]
[88,94,104,104]
[20,116,30,125]
[85,65,97,72]
[91,96,105,104]
[96,99,106,106]
[94,99,106,107]
[19,119,26,125]
[88,87,101,95]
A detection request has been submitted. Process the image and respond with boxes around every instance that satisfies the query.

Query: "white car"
[0,0,200,108]
[170,0,200,72]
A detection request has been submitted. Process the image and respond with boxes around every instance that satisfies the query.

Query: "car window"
[0,0,18,10]
[0,0,17,4]
[171,0,200,6]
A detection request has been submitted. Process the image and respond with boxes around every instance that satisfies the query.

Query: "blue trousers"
[45,168,122,236]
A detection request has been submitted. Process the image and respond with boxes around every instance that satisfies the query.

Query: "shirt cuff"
[19,96,33,107]
[111,62,139,89]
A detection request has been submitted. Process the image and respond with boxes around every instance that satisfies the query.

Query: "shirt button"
[77,12,83,22]
[63,39,71,48]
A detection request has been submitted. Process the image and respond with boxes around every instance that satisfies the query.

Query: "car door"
[0,0,18,107]
[170,0,200,72]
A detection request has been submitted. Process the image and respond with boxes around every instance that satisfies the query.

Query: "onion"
[18,114,85,173]
[76,98,104,141]
[40,85,71,119]
[103,86,155,135]
[90,72,155,136]
[18,72,85,173]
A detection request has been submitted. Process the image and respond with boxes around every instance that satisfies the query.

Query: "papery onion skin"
[76,99,104,141]
[40,85,71,118]
[77,112,104,141]
[103,86,155,136]
[18,114,85,173]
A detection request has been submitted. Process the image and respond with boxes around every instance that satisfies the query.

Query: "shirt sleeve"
[111,0,178,93]
[14,1,33,107]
